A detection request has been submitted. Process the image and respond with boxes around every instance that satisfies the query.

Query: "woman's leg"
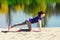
[12,20,32,31]
[25,20,32,31]
[8,21,27,31]
[11,21,26,28]
[8,20,32,31]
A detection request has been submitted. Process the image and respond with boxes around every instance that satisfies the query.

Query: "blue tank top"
[29,16,42,23]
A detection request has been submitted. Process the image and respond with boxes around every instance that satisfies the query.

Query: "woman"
[8,11,45,31]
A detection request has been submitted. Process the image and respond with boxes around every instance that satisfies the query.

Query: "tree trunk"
[7,6,11,26]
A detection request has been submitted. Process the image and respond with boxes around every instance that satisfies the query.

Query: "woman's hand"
[39,28,42,31]
[38,20,42,31]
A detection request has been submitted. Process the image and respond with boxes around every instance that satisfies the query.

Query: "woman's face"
[41,13,45,18]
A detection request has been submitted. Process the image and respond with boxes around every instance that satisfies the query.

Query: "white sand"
[0,27,60,40]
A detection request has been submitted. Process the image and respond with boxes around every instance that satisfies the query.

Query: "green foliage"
[24,0,32,6]
[7,0,17,6]
[17,0,23,5]
[46,0,60,3]
[0,0,7,3]
[0,0,60,14]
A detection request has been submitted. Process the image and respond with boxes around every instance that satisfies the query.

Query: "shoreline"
[0,27,60,40]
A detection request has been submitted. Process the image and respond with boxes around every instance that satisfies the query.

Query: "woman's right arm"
[38,19,42,31]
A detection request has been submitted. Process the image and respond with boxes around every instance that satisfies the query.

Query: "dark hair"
[38,11,44,16]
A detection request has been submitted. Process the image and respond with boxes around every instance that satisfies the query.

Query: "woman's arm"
[38,19,42,31]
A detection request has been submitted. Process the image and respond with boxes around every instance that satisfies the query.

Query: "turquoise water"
[46,13,60,27]
[0,10,60,28]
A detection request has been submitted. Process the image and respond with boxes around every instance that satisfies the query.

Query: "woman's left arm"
[38,19,42,31]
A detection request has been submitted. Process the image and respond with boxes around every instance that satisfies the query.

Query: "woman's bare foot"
[8,26,12,31]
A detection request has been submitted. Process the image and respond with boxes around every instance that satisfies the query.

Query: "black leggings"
[11,20,32,31]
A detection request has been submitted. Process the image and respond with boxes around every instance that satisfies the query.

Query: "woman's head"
[38,11,45,17]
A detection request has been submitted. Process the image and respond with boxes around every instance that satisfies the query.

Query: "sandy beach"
[0,27,60,40]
